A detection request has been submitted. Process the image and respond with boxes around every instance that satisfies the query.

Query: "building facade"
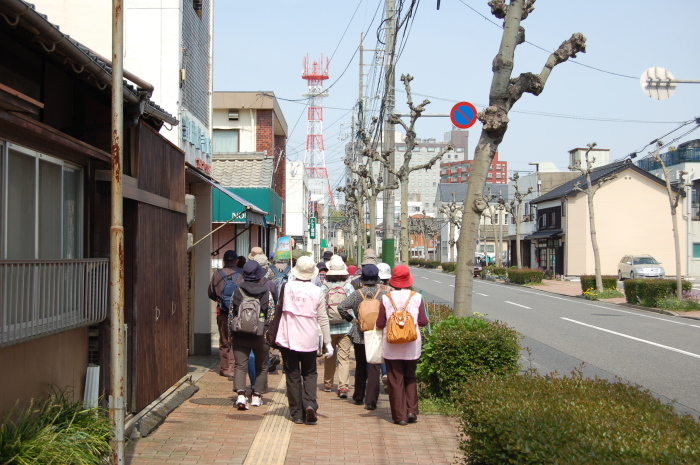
[440,151,509,185]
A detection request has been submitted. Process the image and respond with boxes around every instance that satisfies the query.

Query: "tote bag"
[365,328,383,364]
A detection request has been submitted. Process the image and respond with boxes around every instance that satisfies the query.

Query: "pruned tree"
[454,0,586,317]
[503,172,532,268]
[650,140,688,298]
[483,187,507,267]
[408,212,440,260]
[388,74,453,265]
[337,179,365,258]
[345,119,399,252]
[571,143,616,293]
[439,193,463,262]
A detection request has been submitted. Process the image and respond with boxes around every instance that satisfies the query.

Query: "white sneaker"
[251,395,263,407]
[236,394,249,410]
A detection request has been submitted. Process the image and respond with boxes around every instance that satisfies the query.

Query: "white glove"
[324,342,334,358]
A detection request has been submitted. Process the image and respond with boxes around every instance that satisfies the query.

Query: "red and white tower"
[302,54,334,207]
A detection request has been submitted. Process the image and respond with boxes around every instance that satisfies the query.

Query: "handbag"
[365,327,383,364]
[265,283,285,350]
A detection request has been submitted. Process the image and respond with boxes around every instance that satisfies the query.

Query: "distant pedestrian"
[208,250,241,377]
[230,260,271,410]
[338,264,387,410]
[321,255,354,398]
[315,261,329,286]
[376,262,393,393]
[351,248,378,289]
[376,265,429,425]
[248,246,264,261]
[275,256,334,424]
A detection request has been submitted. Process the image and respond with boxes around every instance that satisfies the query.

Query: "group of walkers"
[209,246,429,426]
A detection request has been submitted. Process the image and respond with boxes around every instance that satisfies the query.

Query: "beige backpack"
[357,289,381,332]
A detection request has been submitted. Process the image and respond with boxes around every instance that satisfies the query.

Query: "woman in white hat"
[275,255,334,424]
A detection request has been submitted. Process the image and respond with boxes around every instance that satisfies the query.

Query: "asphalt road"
[410,267,700,419]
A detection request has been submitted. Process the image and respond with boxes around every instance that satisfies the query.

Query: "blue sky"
[213,0,700,192]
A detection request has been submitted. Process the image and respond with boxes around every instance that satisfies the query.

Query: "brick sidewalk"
[126,354,461,465]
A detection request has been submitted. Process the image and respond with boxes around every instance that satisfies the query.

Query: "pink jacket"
[275,280,331,352]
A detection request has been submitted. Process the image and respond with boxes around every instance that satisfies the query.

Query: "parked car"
[618,255,665,280]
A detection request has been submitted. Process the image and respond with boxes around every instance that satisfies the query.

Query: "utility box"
[185,194,196,227]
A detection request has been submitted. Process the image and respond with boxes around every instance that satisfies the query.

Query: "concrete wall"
[565,170,686,276]
[0,327,88,415]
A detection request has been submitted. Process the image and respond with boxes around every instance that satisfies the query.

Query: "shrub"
[583,287,625,300]
[0,389,112,465]
[457,372,700,465]
[624,278,692,307]
[580,275,618,292]
[490,267,507,277]
[507,268,544,284]
[417,315,521,397]
[408,258,440,268]
[441,262,457,273]
[656,292,700,312]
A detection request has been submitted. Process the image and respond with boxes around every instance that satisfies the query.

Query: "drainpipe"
[109,0,125,463]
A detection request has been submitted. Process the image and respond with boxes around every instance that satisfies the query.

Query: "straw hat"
[248,246,264,260]
[325,255,348,276]
[291,255,319,281]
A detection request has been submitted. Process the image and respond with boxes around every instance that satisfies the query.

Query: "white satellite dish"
[640,67,676,100]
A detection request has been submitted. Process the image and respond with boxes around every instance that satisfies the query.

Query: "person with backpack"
[376,262,394,394]
[321,255,355,397]
[376,265,429,425]
[351,249,378,290]
[230,260,271,410]
[337,264,387,410]
[208,250,242,377]
[275,256,334,424]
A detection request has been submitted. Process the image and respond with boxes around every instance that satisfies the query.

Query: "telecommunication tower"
[302,55,335,208]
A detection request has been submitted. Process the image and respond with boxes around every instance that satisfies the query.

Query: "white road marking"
[449,284,454,287]
[474,280,700,329]
[433,280,442,283]
[475,292,489,297]
[505,301,531,309]
[421,276,429,279]
[562,317,700,359]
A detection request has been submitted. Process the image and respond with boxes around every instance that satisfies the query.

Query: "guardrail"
[1,259,109,348]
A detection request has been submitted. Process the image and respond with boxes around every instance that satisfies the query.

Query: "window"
[694,244,700,258]
[1,143,83,260]
[456,148,464,152]
[496,173,502,178]
[487,173,493,178]
[213,129,239,154]
[192,0,203,18]
[447,154,451,159]
[427,147,435,152]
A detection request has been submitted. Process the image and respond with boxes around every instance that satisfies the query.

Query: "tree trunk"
[587,191,604,293]
[515,202,522,268]
[449,222,455,262]
[400,179,409,265]
[672,207,683,298]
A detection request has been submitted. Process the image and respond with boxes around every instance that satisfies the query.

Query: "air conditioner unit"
[185,194,196,227]
[228,110,239,121]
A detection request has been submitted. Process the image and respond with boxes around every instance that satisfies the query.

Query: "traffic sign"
[450,102,478,129]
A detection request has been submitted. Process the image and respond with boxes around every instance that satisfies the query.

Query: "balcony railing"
[1,259,109,348]
[636,146,700,172]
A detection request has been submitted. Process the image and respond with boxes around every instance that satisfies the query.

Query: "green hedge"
[417,316,521,397]
[441,262,457,273]
[408,258,441,268]
[489,266,507,277]
[458,372,700,464]
[580,274,618,292]
[624,278,692,307]
[507,268,544,284]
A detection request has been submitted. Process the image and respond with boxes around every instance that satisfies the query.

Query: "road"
[410,267,700,418]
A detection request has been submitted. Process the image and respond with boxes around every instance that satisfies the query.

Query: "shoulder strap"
[359,289,369,301]
[371,289,380,300]
[403,290,416,309]
[387,292,399,312]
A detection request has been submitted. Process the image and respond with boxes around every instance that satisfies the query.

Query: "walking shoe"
[251,395,263,407]
[381,375,389,394]
[268,354,281,372]
[293,418,304,424]
[394,420,408,426]
[407,413,417,423]
[323,383,332,392]
[305,406,318,424]
[364,403,376,410]
[338,387,348,398]
[236,394,249,410]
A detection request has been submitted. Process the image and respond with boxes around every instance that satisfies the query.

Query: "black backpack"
[218,269,241,313]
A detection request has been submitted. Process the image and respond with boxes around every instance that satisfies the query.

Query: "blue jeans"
[380,362,387,377]
[248,350,257,388]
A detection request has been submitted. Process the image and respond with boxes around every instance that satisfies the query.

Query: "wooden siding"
[130,203,187,412]
[136,122,185,202]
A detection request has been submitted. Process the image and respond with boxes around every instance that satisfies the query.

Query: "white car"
[618,255,665,280]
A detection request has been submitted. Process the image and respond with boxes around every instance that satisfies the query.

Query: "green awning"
[225,187,284,228]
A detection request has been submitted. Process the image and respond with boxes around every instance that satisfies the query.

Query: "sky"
[213,0,700,195]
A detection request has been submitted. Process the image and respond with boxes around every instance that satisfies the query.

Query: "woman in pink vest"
[275,255,333,424]
[375,265,429,426]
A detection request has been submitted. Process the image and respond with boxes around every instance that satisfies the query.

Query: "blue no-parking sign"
[450,102,478,129]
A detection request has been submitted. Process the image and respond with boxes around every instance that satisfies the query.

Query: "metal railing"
[636,146,700,172]
[1,259,109,348]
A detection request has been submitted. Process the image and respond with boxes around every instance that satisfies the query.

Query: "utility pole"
[382,0,396,266]
[109,0,126,463]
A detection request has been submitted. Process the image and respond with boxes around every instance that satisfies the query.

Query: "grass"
[418,395,460,416]
[583,288,625,300]
[656,294,700,312]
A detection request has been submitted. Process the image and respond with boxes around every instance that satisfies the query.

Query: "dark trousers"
[385,358,419,422]
[352,343,381,406]
[280,347,318,421]
[231,336,269,395]
[217,313,234,376]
